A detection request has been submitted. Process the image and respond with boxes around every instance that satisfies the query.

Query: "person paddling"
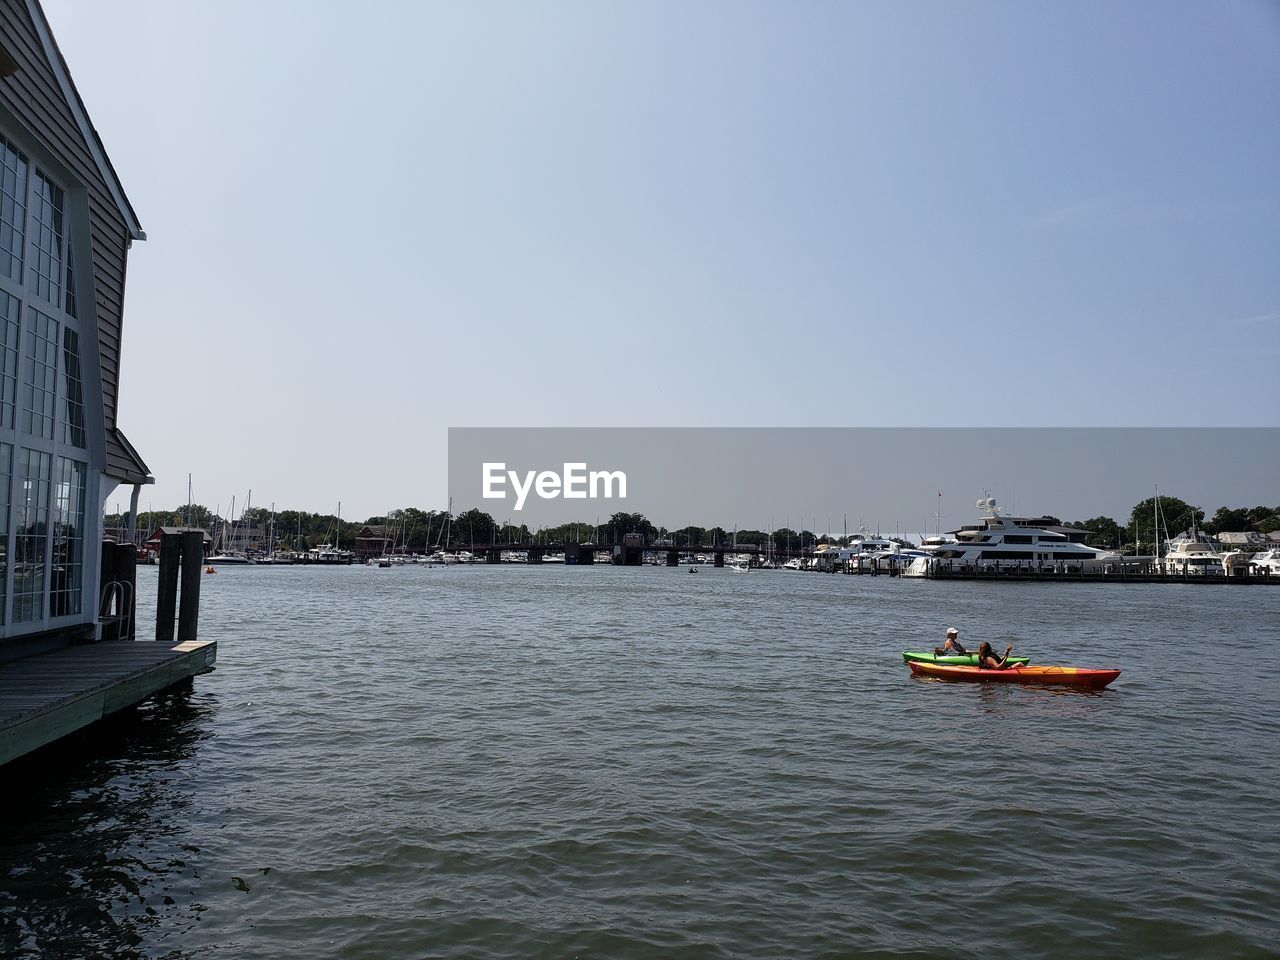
[976,641,1020,670]
[934,627,967,658]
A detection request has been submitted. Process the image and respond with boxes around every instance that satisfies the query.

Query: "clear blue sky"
[47,0,1280,521]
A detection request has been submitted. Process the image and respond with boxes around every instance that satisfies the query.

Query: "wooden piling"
[177,530,204,641]
[155,533,180,642]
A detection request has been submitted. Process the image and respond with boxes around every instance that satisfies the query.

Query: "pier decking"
[0,639,217,766]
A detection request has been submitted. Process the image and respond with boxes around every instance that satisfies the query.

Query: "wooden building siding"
[0,0,147,481]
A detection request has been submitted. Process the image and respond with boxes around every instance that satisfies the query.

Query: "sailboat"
[256,502,279,563]
[307,502,356,564]
[207,492,255,564]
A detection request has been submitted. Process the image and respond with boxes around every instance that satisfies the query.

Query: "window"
[0,290,18,429]
[60,328,85,447]
[0,136,95,633]
[0,443,9,622]
[13,447,50,623]
[64,244,76,318]
[1004,535,1033,544]
[51,456,85,616]
[0,136,26,284]
[22,307,57,439]
[28,172,63,306]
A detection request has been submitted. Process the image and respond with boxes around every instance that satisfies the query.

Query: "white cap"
[947,627,958,636]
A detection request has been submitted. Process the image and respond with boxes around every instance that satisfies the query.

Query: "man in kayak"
[934,627,967,658]
[976,641,1021,670]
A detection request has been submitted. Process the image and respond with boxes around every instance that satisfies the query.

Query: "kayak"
[907,660,1120,689]
[902,650,1030,667]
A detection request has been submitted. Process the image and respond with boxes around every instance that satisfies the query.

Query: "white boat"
[1220,551,1252,575]
[904,498,1121,577]
[206,553,254,565]
[1250,549,1280,575]
[308,543,355,564]
[1160,530,1226,576]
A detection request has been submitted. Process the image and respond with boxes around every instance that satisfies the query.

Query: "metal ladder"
[98,580,134,642]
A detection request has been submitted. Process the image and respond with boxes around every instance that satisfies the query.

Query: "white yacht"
[904,498,1120,576]
[1160,530,1225,575]
[1249,549,1280,575]
[205,553,254,565]
[307,543,355,564]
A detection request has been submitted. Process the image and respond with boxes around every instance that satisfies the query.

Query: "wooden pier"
[0,638,217,766]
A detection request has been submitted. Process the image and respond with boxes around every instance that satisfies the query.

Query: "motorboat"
[1250,549,1280,575]
[904,498,1120,577]
[307,544,355,564]
[1220,551,1252,575]
[206,553,254,565]
[1160,530,1225,575]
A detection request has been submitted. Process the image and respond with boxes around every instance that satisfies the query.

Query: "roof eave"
[25,0,144,240]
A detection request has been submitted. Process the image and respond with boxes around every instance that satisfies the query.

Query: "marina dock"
[0,639,217,767]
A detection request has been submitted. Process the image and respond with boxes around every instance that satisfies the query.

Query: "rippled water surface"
[3,565,1279,958]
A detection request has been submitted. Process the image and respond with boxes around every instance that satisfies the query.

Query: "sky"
[44,0,1280,521]
[446,428,1280,534]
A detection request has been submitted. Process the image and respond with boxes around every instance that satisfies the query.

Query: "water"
[3,565,1278,959]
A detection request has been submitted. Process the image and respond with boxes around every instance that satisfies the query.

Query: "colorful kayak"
[907,660,1120,689]
[902,650,1030,667]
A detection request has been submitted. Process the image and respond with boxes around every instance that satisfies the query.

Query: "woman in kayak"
[934,627,967,658]
[976,641,1021,670]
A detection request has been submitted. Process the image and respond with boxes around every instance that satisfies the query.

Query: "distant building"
[1217,531,1268,548]
[145,527,212,557]
[0,1,151,654]
[355,525,393,559]
[212,520,267,554]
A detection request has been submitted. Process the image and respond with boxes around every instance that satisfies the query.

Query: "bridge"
[443,540,791,567]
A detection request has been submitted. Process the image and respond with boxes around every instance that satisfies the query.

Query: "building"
[144,527,211,558]
[355,525,393,560]
[0,0,151,656]
[1217,531,1268,549]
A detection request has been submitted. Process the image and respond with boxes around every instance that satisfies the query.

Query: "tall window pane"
[0,290,18,429]
[14,447,50,623]
[0,136,26,284]
[60,328,85,448]
[0,443,10,625]
[52,457,85,617]
[22,307,57,439]
[64,244,77,319]
[28,171,63,306]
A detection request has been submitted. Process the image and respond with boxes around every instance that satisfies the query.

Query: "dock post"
[177,530,204,641]
[155,532,180,642]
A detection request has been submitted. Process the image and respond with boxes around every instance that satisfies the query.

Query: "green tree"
[771,527,799,551]
[671,525,705,548]
[1128,496,1204,553]
[454,508,497,545]
[604,512,655,543]
[1073,516,1124,549]
[1204,506,1251,535]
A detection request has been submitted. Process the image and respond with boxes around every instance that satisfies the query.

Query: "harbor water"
[3,565,1278,959]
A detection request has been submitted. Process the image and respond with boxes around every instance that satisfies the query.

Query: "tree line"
[105,498,1278,552]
